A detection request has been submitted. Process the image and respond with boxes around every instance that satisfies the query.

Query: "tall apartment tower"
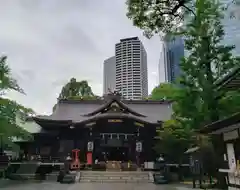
[103,56,116,95]
[115,37,148,100]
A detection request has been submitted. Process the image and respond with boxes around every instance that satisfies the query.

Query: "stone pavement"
[0,181,195,190]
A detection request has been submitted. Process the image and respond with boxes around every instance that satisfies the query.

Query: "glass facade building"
[161,36,185,83]
[221,0,240,55]
[159,0,239,84]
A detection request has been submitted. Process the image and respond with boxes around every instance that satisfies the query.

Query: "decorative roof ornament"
[104,88,122,102]
[107,88,122,97]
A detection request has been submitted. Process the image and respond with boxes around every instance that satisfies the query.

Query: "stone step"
[79,171,151,183]
[80,176,149,180]
[80,171,147,173]
[45,174,58,181]
[79,179,151,183]
[80,171,149,176]
[81,174,149,178]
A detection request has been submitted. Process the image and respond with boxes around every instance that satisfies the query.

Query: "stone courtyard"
[0,181,190,190]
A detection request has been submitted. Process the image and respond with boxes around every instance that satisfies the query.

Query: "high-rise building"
[159,40,168,83]
[158,0,239,85]
[221,0,240,55]
[182,0,240,55]
[160,36,184,83]
[115,37,148,100]
[103,56,116,95]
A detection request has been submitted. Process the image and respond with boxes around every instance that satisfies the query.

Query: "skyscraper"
[103,56,116,95]
[160,36,184,83]
[221,0,240,55]
[115,37,148,100]
[159,0,239,85]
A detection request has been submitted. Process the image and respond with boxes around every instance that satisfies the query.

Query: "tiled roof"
[32,98,172,127]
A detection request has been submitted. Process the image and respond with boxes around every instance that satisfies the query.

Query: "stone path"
[0,181,187,190]
[0,180,203,190]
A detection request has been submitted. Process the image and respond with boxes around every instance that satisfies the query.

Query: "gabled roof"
[32,97,172,128]
[82,98,146,117]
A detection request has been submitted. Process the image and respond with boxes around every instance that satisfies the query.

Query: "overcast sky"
[0,0,165,114]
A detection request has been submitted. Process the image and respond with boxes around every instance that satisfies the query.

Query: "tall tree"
[171,0,239,188]
[0,56,33,151]
[150,83,180,101]
[58,78,95,99]
[126,0,240,37]
[126,0,195,36]
[127,0,240,187]
[177,0,240,125]
[52,78,98,112]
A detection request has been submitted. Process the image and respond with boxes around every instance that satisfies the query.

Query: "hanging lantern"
[136,141,142,152]
[87,141,94,152]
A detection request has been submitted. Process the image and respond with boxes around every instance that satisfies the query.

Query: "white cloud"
[0,0,165,114]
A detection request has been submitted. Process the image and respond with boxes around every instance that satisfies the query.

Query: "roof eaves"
[215,66,240,90]
[73,113,160,126]
[199,112,240,134]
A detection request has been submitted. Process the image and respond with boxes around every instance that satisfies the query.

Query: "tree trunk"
[211,135,228,189]
[203,36,227,189]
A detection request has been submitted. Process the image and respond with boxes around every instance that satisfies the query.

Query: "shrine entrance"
[94,132,136,162]
[103,147,129,161]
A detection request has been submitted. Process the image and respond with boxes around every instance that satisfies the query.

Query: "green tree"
[126,0,195,36]
[150,83,180,101]
[53,78,98,112]
[126,0,240,36]
[127,0,240,187]
[218,90,240,117]
[155,119,195,163]
[58,78,95,99]
[170,0,239,187]
[0,56,33,150]
[177,0,240,125]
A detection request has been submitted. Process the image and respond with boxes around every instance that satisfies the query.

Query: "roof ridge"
[82,98,146,117]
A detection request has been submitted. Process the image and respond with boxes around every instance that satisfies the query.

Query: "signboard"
[86,122,96,127]
[227,143,236,170]
[223,130,238,141]
[134,122,144,127]
[87,141,94,152]
[108,119,122,123]
[136,141,142,152]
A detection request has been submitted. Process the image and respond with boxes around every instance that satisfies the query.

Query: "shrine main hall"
[18,93,172,165]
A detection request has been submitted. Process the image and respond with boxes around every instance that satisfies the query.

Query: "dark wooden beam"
[199,112,240,134]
